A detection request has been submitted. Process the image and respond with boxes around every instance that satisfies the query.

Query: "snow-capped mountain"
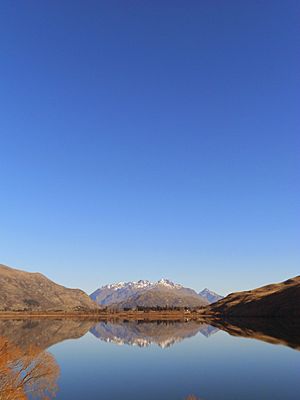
[90,279,208,308]
[104,278,182,291]
[199,288,223,304]
[105,280,151,290]
[90,279,183,306]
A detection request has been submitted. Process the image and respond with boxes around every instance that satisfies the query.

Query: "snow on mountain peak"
[156,278,182,289]
[102,279,182,291]
[104,280,152,291]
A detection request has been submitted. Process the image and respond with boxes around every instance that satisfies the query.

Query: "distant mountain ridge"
[90,279,221,309]
[199,288,224,303]
[90,279,182,306]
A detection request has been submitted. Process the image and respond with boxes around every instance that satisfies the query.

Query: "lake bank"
[0,310,209,320]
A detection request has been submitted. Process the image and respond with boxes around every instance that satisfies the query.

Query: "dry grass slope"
[204,276,300,317]
[112,288,209,309]
[0,264,98,312]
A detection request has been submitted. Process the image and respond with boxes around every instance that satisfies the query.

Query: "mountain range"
[90,279,222,309]
[0,263,299,318]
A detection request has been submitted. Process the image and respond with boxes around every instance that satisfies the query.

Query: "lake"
[0,318,299,399]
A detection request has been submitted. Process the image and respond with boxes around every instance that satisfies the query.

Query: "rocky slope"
[203,276,300,317]
[0,264,98,312]
[91,279,210,309]
[90,279,155,305]
[115,287,208,309]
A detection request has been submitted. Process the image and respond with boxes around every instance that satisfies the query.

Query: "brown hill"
[203,276,300,317]
[0,264,98,312]
[113,287,209,310]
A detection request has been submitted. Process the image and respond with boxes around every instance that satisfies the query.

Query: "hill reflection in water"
[209,317,300,350]
[0,317,299,399]
[0,316,299,352]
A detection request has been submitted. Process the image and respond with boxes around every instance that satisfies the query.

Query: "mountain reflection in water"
[90,320,219,348]
[0,317,299,399]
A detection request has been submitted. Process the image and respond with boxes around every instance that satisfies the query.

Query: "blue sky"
[0,1,299,295]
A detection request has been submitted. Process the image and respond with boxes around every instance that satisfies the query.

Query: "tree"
[0,336,60,400]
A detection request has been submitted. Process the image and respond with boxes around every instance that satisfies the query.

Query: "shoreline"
[0,310,213,320]
[0,311,295,320]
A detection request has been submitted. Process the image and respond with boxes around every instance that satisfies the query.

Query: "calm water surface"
[0,318,299,399]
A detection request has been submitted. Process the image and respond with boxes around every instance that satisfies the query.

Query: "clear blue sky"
[0,1,299,295]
